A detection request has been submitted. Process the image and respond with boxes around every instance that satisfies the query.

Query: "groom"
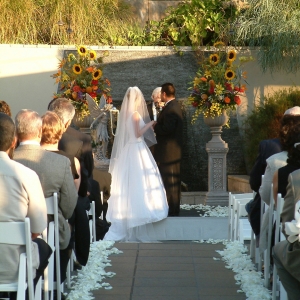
[153,83,183,216]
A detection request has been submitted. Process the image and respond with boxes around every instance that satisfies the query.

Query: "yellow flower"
[68,53,76,62]
[209,54,220,65]
[93,69,102,80]
[77,45,87,56]
[215,84,224,95]
[65,89,71,95]
[62,72,70,81]
[227,50,237,62]
[88,50,97,60]
[72,64,82,75]
[225,69,236,81]
[193,77,202,85]
[204,70,211,78]
[213,41,225,48]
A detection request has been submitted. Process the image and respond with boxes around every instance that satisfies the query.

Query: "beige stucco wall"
[0,44,300,123]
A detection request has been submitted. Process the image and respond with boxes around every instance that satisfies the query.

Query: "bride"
[103,86,168,242]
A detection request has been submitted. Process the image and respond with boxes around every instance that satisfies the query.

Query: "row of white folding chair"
[228,192,253,241]
[0,218,35,300]
[272,193,288,300]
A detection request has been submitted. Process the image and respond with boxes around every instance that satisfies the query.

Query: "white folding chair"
[232,196,253,241]
[272,193,288,300]
[236,201,252,243]
[0,218,35,300]
[263,184,275,288]
[228,192,253,241]
[43,193,62,300]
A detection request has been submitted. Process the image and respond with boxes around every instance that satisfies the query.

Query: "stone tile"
[192,249,221,258]
[114,242,139,250]
[138,243,192,250]
[132,296,197,300]
[132,286,198,297]
[110,249,137,257]
[137,256,193,264]
[92,285,131,295]
[190,243,225,251]
[136,263,194,271]
[138,249,192,257]
[134,276,197,287]
[198,287,244,297]
[135,270,195,278]
[193,262,229,272]
[93,295,131,300]
[97,277,133,287]
[201,296,246,300]
[105,264,135,277]
[107,256,137,264]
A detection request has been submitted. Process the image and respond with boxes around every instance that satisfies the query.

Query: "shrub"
[243,87,300,169]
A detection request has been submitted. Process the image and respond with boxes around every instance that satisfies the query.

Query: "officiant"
[147,87,164,122]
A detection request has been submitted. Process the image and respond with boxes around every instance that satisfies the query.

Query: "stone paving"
[91,241,247,300]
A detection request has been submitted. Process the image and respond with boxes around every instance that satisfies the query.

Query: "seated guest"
[13,109,77,287]
[273,170,300,300]
[0,112,52,299]
[41,111,81,191]
[0,100,12,116]
[273,123,300,203]
[259,107,300,252]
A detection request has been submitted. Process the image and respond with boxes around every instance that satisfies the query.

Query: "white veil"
[109,86,157,174]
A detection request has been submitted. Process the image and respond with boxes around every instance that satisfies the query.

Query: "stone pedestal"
[204,111,229,206]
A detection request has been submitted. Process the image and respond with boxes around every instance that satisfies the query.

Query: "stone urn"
[72,112,94,133]
[204,110,229,206]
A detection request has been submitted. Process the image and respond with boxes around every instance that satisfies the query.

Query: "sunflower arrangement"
[52,45,112,119]
[188,42,252,124]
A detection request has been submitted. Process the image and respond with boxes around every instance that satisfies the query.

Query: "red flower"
[106,96,113,104]
[209,87,214,94]
[192,101,198,107]
[234,96,241,105]
[91,80,98,85]
[89,92,97,98]
[73,85,81,92]
[225,83,233,91]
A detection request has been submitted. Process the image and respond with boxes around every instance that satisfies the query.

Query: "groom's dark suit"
[153,99,183,216]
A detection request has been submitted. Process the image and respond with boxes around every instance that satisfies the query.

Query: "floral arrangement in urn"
[52,45,112,119]
[188,42,253,124]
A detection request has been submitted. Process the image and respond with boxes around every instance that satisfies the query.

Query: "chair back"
[0,218,34,300]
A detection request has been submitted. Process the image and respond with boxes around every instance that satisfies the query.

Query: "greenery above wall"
[235,0,300,73]
[243,87,300,169]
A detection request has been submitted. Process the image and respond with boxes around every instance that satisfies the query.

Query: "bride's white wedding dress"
[104,112,168,242]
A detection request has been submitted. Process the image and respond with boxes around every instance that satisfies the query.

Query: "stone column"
[204,111,229,206]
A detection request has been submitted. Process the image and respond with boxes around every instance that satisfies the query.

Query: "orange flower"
[201,94,208,100]
[200,77,207,82]
[209,80,215,88]
[224,96,231,104]
[86,86,93,94]
[106,96,113,104]
[86,66,94,73]
[92,85,98,91]
[105,78,111,86]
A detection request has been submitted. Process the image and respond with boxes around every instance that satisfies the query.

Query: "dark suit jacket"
[153,99,183,164]
[147,102,154,121]
[249,138,282,192]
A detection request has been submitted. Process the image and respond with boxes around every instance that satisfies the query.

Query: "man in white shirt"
[0,112,51,299]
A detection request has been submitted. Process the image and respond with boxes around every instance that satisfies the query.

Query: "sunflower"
[93,69,102,80]
[213,41,225,48]
[88,50,97,60]
[225,69,235,80]
[72,64,82,75]
[77,45,87,56]
[227,50,237,62]
[209,54,220,65]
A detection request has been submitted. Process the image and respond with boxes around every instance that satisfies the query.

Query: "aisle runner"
[67,241,122,300]
[195,240,272,300]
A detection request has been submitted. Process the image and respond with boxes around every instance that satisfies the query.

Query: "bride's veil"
[109,86,157,174]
